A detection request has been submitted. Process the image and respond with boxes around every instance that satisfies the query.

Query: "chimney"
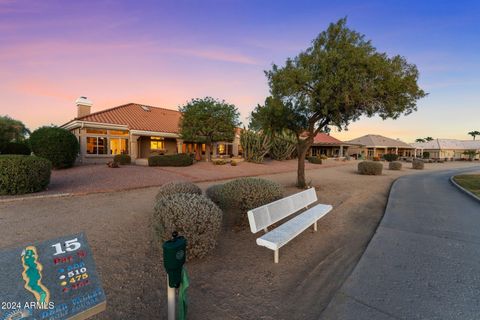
[75,96,93,118]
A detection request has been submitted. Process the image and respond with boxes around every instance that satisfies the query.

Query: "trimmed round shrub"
[218,177,284,225]
[383,154,399,162]
[155,181,202,201]
[113,154,131,165]
[153,193,223,260]
[389,161,402,170]
[358,161,383,175]
[30,127,79,169]
[0,155,51,195]
[1,142,31,155]
[205,184,224,204]
[412,159,424,170]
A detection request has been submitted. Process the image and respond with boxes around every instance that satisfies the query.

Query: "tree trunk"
[296,138,312,188]
[205,142,212,162]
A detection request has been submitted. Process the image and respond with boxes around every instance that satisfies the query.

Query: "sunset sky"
[1,0,479,142]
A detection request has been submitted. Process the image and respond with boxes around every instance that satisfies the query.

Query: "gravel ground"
[0,161,478,319]
[0,159,347,200]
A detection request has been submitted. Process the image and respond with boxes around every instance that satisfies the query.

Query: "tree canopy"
[0,115,30,151]
[253,18,427,187]
[468,130,480,140]
[179,97,240,161]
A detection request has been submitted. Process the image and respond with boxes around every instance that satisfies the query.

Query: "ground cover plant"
[148,153,193,166]
[0,155,51,195]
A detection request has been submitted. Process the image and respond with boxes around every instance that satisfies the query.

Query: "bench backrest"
[247,188,318,233]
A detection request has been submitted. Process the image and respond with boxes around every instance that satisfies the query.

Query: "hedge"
[383,154,399,162]
[0,155,51,195]
[307,156,322,164]
[1,142,31,155]
[148,153,193,167]
[113,154,131,165]
[30,127,79,169]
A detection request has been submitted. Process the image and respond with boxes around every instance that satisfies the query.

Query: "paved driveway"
[322,166,480,320]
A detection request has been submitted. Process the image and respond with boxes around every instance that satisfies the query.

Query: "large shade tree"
[254,18,427,187]
[179,97,240,162]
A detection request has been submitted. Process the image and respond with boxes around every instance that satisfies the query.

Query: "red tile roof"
[312,133,344,145]
[75,103,181,134]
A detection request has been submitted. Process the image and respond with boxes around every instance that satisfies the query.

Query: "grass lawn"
[453,174,480,197]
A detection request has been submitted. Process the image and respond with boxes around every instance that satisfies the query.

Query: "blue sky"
[0,0,479,141]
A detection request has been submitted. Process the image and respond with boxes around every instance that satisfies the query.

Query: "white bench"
[247,188,332,263]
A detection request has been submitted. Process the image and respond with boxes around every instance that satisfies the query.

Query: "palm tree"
[468,130,480,140]
[425,137,434,141]
[415,138,426,143]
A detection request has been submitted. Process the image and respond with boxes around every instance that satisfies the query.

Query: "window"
[86,128,107,134]
[151,137,165,150]
[109,130,128,136]
[86,137,108,154]
[110,138,128,155]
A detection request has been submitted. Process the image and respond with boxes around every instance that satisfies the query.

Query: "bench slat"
[247,188,318,233]
[256,204,332,250]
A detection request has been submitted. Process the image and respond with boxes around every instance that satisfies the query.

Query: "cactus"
[240,130,271,163]
[270,131,297,161]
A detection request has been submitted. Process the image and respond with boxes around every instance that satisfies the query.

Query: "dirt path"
[0,161,478,319]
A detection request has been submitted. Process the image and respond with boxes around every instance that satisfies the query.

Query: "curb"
[450,176,480,203]
[0,193,72,203]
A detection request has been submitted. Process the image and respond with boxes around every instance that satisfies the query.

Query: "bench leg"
[274,249,279,263]
[313,221,317,232]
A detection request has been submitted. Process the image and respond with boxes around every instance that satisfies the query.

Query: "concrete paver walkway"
[321,166,480,320]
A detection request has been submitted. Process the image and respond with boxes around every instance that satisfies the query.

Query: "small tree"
[463,150,478,160]
[468,131,480,140]
[415,138,426,143]
[0,116,30,152]
[179,97,240,162]
[425,137,434,141]
[255,18,427,187]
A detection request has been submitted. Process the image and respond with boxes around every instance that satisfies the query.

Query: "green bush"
[113,154,131,165]
[0,155,51,195]
[307,156,322,164]
[422,151,430,159]
[148,153,193,167]
[212,159,227,165]
[412,159,424,170]
[205,184,224,204]
[358,161,383,175]
[155,181,202,201]
[30,127,79,169]
[383,154,399,162]
[389,161,402,170]
[1,142,31,155]
[153,193,223,260]
[218,177,284,226]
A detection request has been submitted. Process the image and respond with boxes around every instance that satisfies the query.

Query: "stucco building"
[61,97,240,164]
[411,139,480,160]
[346,134,415,159]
